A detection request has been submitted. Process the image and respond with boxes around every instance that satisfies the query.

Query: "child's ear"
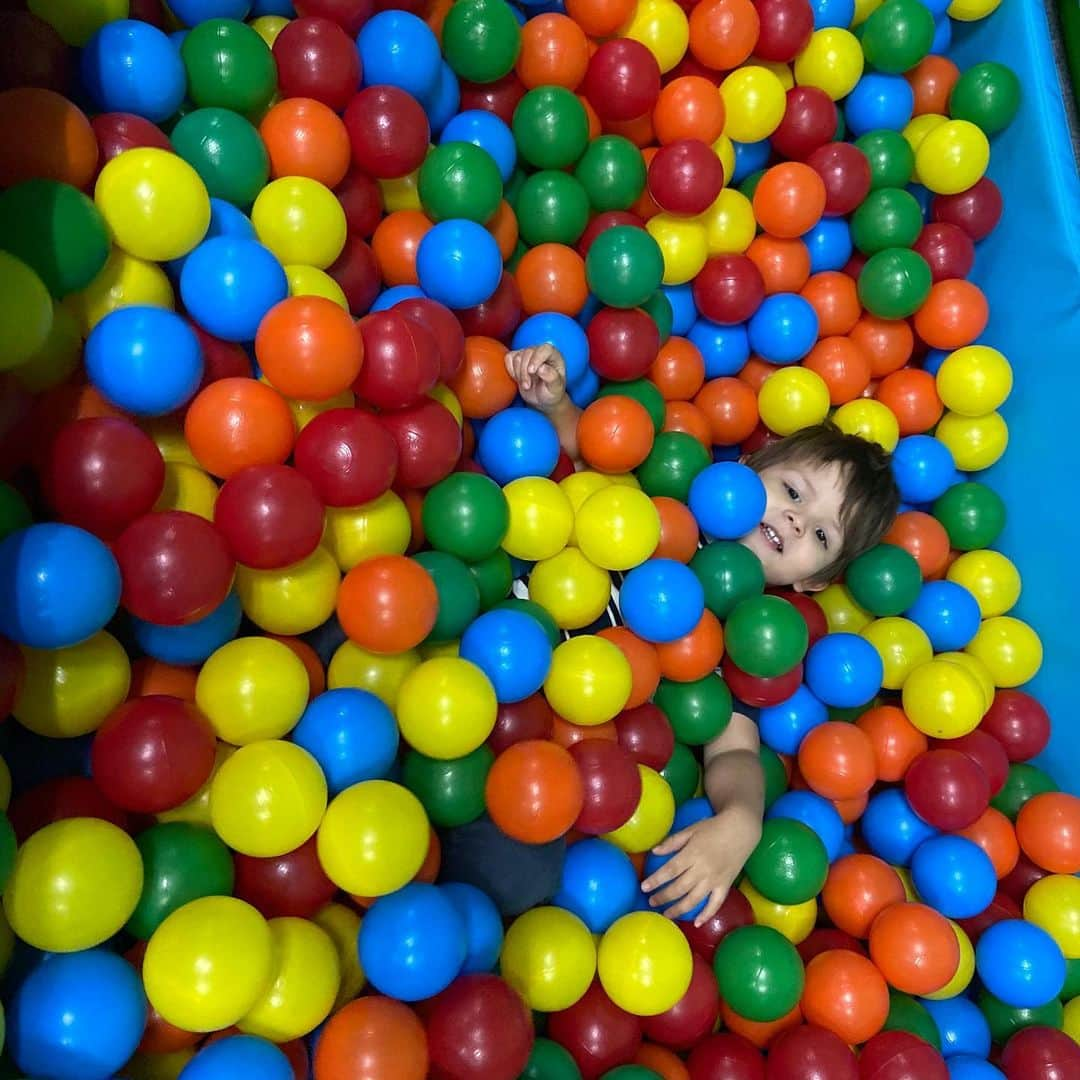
[793,578,828,594]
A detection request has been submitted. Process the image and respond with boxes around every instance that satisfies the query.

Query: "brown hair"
[745,422,901,586]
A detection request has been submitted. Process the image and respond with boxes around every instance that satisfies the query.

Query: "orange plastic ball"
[336,554,438,654]
[688,0,760,72]
[129,659,199,702]
[635,1043,691,1080]
[260,97,351,188]
[801,272,862,337]
[694,377,759,445]
[372,210,432,288]
[652,497,701,564]
[551,714,618,749]
[855,704,927,782]
[849,315,914,378]
[868,902,960,996]
[883,512,952,580]
[803,337,872,405]
[797,721,877,801]
[823,854,907,939]
[565,0,636,38]
[875,368,943,435]
[607,111,657,151]
[1015,792,1080,874]
[747,235,811,295]
[663,400,712,448]
[488,200,519,261]
[801,950,889,1045]
[517,14,591,90]
[957,807,1020,880]
[267,635,327,701]
[485,739,585,843]
[0,88,98,189]
[580,95,603,141]
[448,336,517,418]
[913,280,989,350]
[737,356,781,393]
[577,395,655,472]
[653,76,727,145]
[649,336,706,401]
[905,55,960,117]
[833,792,869,825]
[597,626,661,710]
[720,1001,802,1049]
[655,610,725,682]
[314,997,428,1080]
[516,243,588,317]
[752,163,827,240]
[184,377,296,480]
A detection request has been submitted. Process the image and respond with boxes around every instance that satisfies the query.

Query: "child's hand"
[641,806,763,927]
[504,344,567,413]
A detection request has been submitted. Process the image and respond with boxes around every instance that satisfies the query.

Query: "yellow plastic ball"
[15,631,130,737]
[621,0,688,73]
[699,188,756,255]
[598,911,694,1016]
[396,657,497,758]
[604,765,676,853]
[155,461,218,520]
[323,492,412,570]
[1023,875,1080,960]
[965,616,1042,688]
[4,818,142,952]
[289,389,355,432]
[894,865,917,902]
[915,119,990,196]
[561,470,613,545]
[529,547,613,630]
[947,549,1021,618]
[738,880,817,944]
[158,743,235,828]
[947,0,1001,20]
[937,651,995,715]
[793,29,864,101]
[429,383,463,426]
[12,299,81,392]
[252,177,347,269]
[500,906,597,1012]
[238,916,340,1041]
[251,14,290,46]
[832,398,900,451]
[327,640,420,708]
[903,113,948,178]
[378,167,422,213]
[861,617,933,690]
[720,66,787,142]
[285,264,349,309]
[814,584,873,634]
[143,896,273,1033]
[67,247,175,333]
[502,477,574,561]
[196,637,309,744]
[923,922,975,1000]
[144,417,198,467]
[646,213,709,286]
[576,486,661,571]
[901,658,985,739]
[608,472,642,490]
[236,547,340,636]
[312,902,367,1008]
[124,1048,195,1080]
[0,252,52,371]
[210,740,328,858]
[420,639,460,660]
[316,780,429,897]
[27,0,128,46]
[544,635,632,726]
[758,367,831,436]
[1064,996,1080,1047]
[852,0,884,22]
[712,135,736,188]
[752,58,795,90]
[936,345,1013,417]
[95,149,211,263]
[935,411,1008,471]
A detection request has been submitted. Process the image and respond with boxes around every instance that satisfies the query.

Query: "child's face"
[739,458,848,592]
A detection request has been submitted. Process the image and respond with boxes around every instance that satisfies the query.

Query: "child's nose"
[784,509,804,537]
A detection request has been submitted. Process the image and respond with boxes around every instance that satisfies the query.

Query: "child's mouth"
[760,522,784,554]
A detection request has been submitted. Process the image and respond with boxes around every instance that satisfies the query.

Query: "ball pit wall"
[952,3,1080,786]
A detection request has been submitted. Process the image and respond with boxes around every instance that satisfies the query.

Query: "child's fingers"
[537,363,560,385]
[648,869,696,910]
[650,828,693,858]
[692,885,731,928]
[665,883,711,922]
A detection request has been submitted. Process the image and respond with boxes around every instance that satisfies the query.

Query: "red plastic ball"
[904,748,990,831]
[459,72,527,125]
[687,1033,766,1080]
[343,85,430,179]
[587,307,661,381]
[329,235,382,316]
[797,928,867,965]
[8,777,130,844]
[913,222,975,282]
[273,17,361,112]
[395,298,466,382]
[293,0,374,35]
[614,703,675,771]
[857,1030,949,1080]
[548,979,642,1080]
[1000,1026,1080,1080]
[192,325,252,390]
[355,310,441,410]
[721,656,803,708]
[693,255,766,325]
[979,689,1051,763]
[578,211,646,258]
[679,888,755,963]
[91,112,171,167]
[806,142,872,217]
[956,889,1021,943]
[754,0,814,61]
[770,88,837,162]
[641,954,720,1051]
[378,397,463,491]
[931,176,1003,242]
[489,693,554,755]
[293,407,398,506]
[0,635,22,718]
[582,39,662,123]
[767,589,828,647]
[930,730,1008,797]
[233,836,338,920]
[765,1024,857,1080]
[457,272,524,342]
[335,166,383,238]
[569,738,643,835]
[648,138,725,215]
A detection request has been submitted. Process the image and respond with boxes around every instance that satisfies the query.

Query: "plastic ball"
[758,367,831,435]
[599,911,694,1017]
[459,608,552,703]
[396,657,497,757]
[554,837,640,932]
[344,85,430,180]
[1016,792,1080,874]
[486,738,584,843]
[975,919,1066,1009]
[713,924,804,1023]
[477,407,561,485]
[251,177,345,269]
[271,16,360,112]
[860,0,935,73]
[576,486,662,572]
[528,547,613,630]
[586,225,665,309]
[500,906,597,1012]
[172,107,269,210]
[441,0,522,84]
[313,995,427,1080]
[180,17,277,115]
[620,558,706,644]
[911,831,996,918]
[915,119,990,195]
[180,1036,294,1080]
[965,616,1042,689]
[794,28,864,101]
[688,462,767,540]
[719,65,787,142]
[803,632,883,708]
[417,218,503,309]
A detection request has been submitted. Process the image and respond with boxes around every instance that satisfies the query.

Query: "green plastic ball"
[0,180,109,298]
[713,925,805,1022]
[181,19,277,117]
[661,742,702,807]
[520,1038,583,1079]
[401,745,494,828]
[977,988,1064,1046]
[171,107,270,209]
[858,247,932,319]
[744,817,828,905]
[855,130,915,191]
[654,674,733,746]
[760,745,788,811]
[468,549,514,610]
[641,290,673,344]
[0,813,14,896]
[585,225,664,309]
[882,990,942,1050]
[990,763,1058,821]
[493,597,561,649]
[515,171,591,247]
[422,472,510,561]
[723,595,809,679]
[419,142,503,224]
[413,551,481,643]
[690,542,766,621]
[601,1068,663,1080]
[573,135,647,212]
[738,168,767,201]
[851,187,924,254]
[949,61,1021,136]
[1061,958,1080,1001]
[844,543,922,616]
[932,481,1006,551]
[597,378,666,433]
[513,86,590,170]
[635,431,711,502]
[0,482,32,542]
[860,0,935,74]
[441,0,522,84]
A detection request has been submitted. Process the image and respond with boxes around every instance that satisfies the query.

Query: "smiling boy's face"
[739,458,849,592]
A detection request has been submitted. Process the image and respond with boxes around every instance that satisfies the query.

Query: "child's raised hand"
[504,344,567,412]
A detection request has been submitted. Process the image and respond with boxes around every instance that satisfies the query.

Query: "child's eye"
[816,528,829,549]
[785,483,800,502]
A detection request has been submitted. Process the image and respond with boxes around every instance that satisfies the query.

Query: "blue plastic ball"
[767,790,844,861]
[907,182,934,219]
[440,882,504,973]
[576,292,602,328]
[477,406,561,486]
[417,218,502,309]
[251,0,294,13]
[371,284,426,311]
[441,110,518,182]
[892,435,956,504]
[424,61,461,136]
[620,558,706,643]
[809,0,855,27]
[171,0,253,19]
[844,74,915,136]
[803,217,853,273]
[291,688,400,795]
[975,919,1066,1009]
[180,1035,293,1080]
[946,1059,1004,1080]
[861,788,938,865]
[688,462,767,539]
[922,349,949,376]
[568,366,600,408]
[0,524,121,649]
[804,632,883,708]
[512,312,590,386]
[358,11,441,102]
[747,293,819,365]
[922,996,991,1060]
[459,608,553,703]
[358,882,467,1001]
[81,20,186,123]
[931,15,952,54]
[641,797,714,921]
[167,197,258,281]
[911,834,996,919]
[180,236,288,343]
[661,283,697,336]
[553,837,641,933]
[687,318,751,378]
[8,949,146,1080]
[758,683,828,755]
[132,590,242,665]
[731,139,771,184]
[905,580,981,652]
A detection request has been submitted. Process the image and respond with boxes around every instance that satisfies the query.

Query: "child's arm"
[640,711,765,928]
[505,344,581,463]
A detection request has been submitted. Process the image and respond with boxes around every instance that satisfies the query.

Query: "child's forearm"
[543,396,581,464]
[703,712,765,822]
